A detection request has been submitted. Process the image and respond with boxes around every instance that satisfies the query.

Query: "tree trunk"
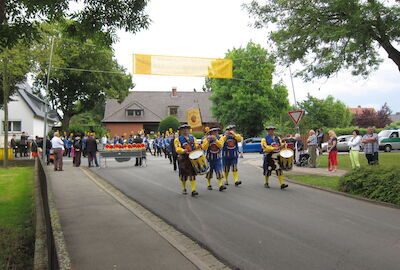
[2,58,9,168]
[61,113,71,132]
[0,0,6,25]
[379,40,400,72]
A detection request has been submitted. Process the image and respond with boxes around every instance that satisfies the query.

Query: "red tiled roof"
[348,107,376,115]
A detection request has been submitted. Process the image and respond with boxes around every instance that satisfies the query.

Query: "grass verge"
[0,166,35,269]
[286,174,341,191]
[317,152,400,171]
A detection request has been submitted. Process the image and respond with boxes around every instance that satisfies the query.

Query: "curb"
[284,177,400,210]
[81,167,232,270]
[252,163,400,210]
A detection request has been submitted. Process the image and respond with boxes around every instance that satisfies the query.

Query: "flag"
[133,54,233,79]
[187,109,202,128]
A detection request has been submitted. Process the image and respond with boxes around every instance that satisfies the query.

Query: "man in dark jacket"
[171,132,178,171]
[86,134,99,167]
[73,134,83,167]
[133,135,143,166]
[10,134,18,158]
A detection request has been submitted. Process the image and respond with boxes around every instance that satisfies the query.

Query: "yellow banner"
[187,109,202,128]
[133,54,233,79]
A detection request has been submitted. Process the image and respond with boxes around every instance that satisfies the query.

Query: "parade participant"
[261,126,288,189]
[202,128,226,191]
[67,136,73,157]
[221,125,242,186]
[174,124,199,196]
[165,132,173,164]
[171,132,178,171]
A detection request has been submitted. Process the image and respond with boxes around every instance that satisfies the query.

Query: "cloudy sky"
[113,0,400,112]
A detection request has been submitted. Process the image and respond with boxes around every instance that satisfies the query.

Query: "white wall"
[0,92,34,137]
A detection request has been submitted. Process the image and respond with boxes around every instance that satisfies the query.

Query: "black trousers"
[366,152,379,165]
[135,157,142,166]
[172,154,178,171]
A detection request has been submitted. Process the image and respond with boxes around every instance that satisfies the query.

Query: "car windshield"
[378,130,391,137]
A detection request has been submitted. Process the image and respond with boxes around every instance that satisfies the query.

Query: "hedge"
[338,166,400,205]
[192,131,205,139]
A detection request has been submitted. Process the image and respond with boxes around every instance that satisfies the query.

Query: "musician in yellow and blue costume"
[201,127,227,192]
[221,125,242,186]
[261,126,289,189]
[174,124,200,196]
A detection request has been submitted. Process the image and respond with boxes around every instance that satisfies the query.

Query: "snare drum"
[280,148,294,170]
[189,150,210,175]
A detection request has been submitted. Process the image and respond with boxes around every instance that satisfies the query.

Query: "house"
[0,83,58,140]
[348,105,377,115]
[102,87,219,135]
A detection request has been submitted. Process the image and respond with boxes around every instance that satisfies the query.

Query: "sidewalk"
[45,159,198,270]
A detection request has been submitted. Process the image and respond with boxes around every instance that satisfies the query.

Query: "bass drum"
[279,148,294,170]
[188,150,210,175]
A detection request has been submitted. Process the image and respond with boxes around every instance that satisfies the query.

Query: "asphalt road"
[92,155,400,270]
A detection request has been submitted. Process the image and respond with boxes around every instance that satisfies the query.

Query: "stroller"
[296,152,310,167]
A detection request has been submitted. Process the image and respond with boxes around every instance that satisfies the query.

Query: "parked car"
[321,135,355,152]
[243,137,263,153]
[378,129,400,152]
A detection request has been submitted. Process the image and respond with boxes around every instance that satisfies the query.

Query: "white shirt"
[348,136,361,151]
[51,136,65,150]
[101,136,108,145]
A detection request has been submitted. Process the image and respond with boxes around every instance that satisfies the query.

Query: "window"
[390,132,399,138]
[2,121,21,132]
[169,107,178,116]
[126,109,143,117]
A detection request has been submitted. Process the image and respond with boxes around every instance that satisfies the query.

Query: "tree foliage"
[245,0,400,80]
[158,116,180,134]
[0,0,149,50]
[33,22,133,130]
[353,102,393,128]
[207,42,290,138]
[298,95,353,130]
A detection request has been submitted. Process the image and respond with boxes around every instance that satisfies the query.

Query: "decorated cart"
[99,143,146,167]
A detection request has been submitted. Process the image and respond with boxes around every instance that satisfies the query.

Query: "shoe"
[281,184,288,189]
[235,181,242,186]
[207,185,213,190]
[219,185,227,191]
[191,190,199,197]
[224,181,229,186]
[332,169,337,172]
[96,165,99,167]
[328,169,333,172]
[264,183,270,188]
[182,189,187,195]
[54,168,58,171]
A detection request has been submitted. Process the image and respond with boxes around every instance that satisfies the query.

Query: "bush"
[158,116,180,134]
[338,166,400,205]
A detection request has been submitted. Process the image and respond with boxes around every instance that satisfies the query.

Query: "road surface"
[91,154,400,270]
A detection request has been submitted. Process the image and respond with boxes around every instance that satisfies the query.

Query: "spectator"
[73,134,83,167]
[10,134,18,158]
[361,127,379,165]
[307,130,318,168]
[101,134,108,149]
[82,135,88,157]
[19,131,28,157]
[133,134,143,166]
[316,129,325,154]
[348,129,361,169]
[327,130,338,172]
[51,132,65,171]
[86,133,99,167]
[31,136,39,159]
[294,133,304,165]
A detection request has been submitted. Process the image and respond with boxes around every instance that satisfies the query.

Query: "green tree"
[0,0,149,50]
[0,44,33,167]
[245,0,400,80]
[298,95,353,130]
[158,116,180,134]
[33,23,133,130]
[207,42,289,137]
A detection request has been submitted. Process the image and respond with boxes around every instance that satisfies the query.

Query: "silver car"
[321,135,356,152]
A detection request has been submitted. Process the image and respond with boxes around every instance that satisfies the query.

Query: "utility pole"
[42,36,55,163]
[2,57,9,168]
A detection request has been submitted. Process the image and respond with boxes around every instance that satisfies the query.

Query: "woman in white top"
[348,129,361,169]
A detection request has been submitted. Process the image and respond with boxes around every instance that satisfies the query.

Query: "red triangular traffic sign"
[288,110,304,125]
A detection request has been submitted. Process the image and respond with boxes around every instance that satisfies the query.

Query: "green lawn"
[286,174,341,191]
[0,166,34,269]
[317,152,400,171]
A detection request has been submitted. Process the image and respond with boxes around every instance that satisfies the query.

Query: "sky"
[113,0,400,112]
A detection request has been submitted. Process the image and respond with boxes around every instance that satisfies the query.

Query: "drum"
[280,148,294,170]
[189,150,210,175]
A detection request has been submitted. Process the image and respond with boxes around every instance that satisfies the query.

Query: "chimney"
[358,105,361,108]
[172,87,177,97]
